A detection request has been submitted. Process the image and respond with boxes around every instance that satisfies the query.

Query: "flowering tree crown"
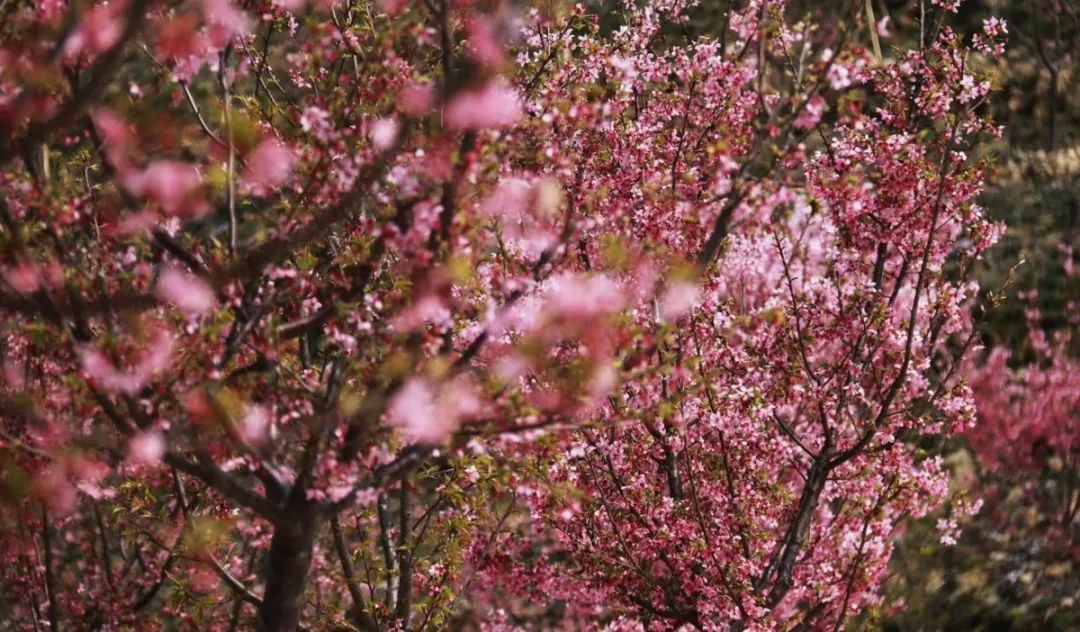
[0,0,1008,629]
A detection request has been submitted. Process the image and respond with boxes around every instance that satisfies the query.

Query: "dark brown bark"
[755,451,832,607]
[41,504,61,632]
[256,510,321,632]
[331,517,378,631]
[395,483,414,624]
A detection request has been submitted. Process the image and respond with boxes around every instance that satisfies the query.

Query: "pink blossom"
[240,404,271,443]
[984,16,1008,35]
[444,82,522,130]
[480,178,532,219]
[370,117,400,151]
[157,13,205,60]
[659,281,699,323]
[92,108,137,171]
[123,161,207,217]
[544,274,625,320]
[242,139,296,196]
[202,0,252,48]
[388,378,441,444]
[587,363,618,402]
[300,106,334,142]
[80,330,175,394]
[109,210,160,236]
[2,358,25,391]
[393,295,451,331]
[128,432,166,465]
[92,108,134,151]
[1059,243,1076,277]
[931,0,962,12]
[480,178,559,258]
[37,467,78,515]
[876,17,891,37]
[156,268,216,315]
[494,353,529,383]
[794,95,826,131]
[442,378,482,420]
[64,6,122,59]
[70,459,115,501]
[399,83,435,115]
[387,377,479,444]
[81,350,127,390]
[377,0,409,16]
[267,265,299,280]
[467,17,506,68]
[1,263,41,294]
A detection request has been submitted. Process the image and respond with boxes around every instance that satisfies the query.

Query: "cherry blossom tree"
[963,286,1079,564]
[969,299,1078,474]
[879,277,1079,631]
[0,0,1009,629]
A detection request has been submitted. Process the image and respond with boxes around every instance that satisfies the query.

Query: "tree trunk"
[256,510,321,632]
[754,450,831,608]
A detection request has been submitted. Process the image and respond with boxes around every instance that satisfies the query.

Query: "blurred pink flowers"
[123,161,209,218]
[128,432,166,466]
[387,377,481,444]
[80,330,174,395]
[242,139,297,196]
[444,81,522,130]
[156,267,216,315]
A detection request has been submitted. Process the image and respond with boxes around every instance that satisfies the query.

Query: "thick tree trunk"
[764,456,829,607]
[754,450,832,608]
[256,511,321,632]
